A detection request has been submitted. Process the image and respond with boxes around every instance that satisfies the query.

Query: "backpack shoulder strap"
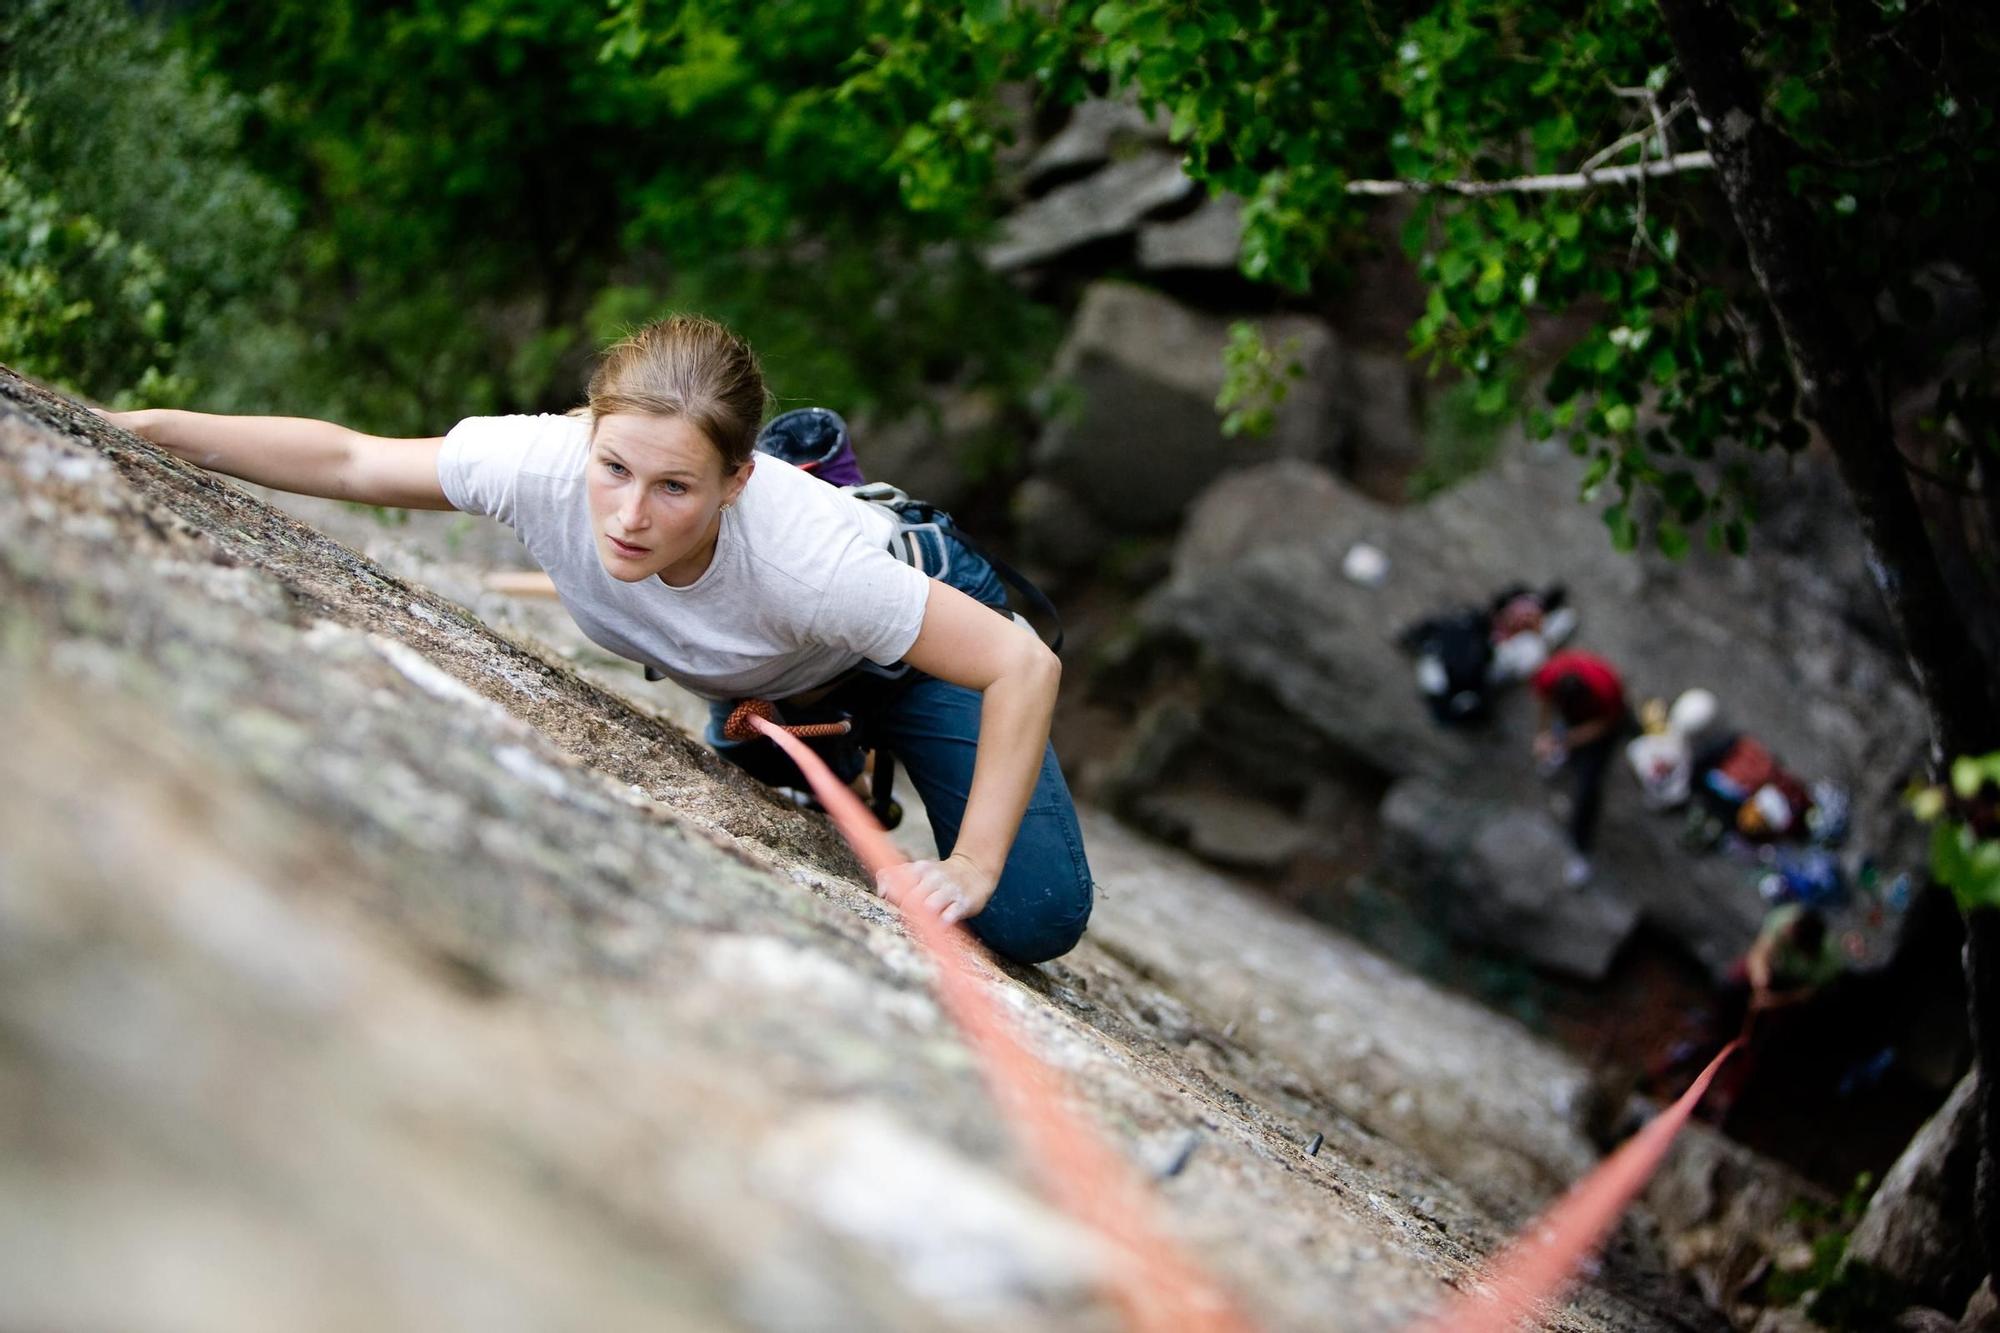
[844,484,1064,655]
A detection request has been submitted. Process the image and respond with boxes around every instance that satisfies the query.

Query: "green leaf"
[1952,753,2000,798]
[1091,3,1131,35]
[1772,75,1818,124]
[1603,503,1637,551]
[1657,521,1689,559]
[1931,821,2000,911]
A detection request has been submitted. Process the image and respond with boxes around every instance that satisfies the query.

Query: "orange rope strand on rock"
[1407,1035,1744,1333]
[748,713,1254,1333]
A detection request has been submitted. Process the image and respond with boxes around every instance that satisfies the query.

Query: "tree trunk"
[1972,907,2000,1276]
[1656,0,2000,1280]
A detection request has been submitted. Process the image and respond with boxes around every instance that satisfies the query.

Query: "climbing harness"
[721,693,901,828]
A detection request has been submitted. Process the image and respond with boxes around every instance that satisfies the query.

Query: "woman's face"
[586,412,752,585]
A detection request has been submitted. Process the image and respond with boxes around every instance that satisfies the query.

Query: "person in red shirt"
[1531,649,1632,883]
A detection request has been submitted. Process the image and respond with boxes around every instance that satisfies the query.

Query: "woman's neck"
[657,512,725,588]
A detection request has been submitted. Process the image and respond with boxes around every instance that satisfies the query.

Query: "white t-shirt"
[437,413,931,700]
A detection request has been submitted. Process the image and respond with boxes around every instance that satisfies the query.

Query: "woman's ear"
[723,455,755,507]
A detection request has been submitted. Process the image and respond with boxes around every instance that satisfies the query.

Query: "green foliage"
[0,159,183,405]
[845,0,2000,552]
[172,0,1055,434]
[1910,752,2000,912]
[20,0,1997,543]
[1407,377,1513,500]
[1760,1170,1906,1326]
[1768,1160,1872,1304]
[0,0,292,406]
[1214,322,1302,439]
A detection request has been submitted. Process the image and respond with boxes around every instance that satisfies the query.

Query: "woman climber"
[94,314,1094,964]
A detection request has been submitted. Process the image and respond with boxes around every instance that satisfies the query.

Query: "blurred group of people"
[1399,587,1935,1137]
[1400,585,1853,902]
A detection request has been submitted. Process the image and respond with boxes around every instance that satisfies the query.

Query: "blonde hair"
[579,314,768,470]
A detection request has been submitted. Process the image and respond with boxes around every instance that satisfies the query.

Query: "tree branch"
[1345,150,1714,197]
[1580,96,1691,174]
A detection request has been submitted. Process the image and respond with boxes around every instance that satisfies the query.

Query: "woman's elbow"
[1008,635,1062,702]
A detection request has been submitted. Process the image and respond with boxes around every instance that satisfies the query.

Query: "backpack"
[1399,608,1496,725]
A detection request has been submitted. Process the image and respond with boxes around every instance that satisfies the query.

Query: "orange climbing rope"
[1407,1035,1744,1333]
[723,696,852,743]
[748,713,1254,1333]
[752,711,1747,1333]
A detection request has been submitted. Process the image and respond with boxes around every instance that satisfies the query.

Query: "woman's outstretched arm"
[891,580,1062,924]
[93,408,454,510]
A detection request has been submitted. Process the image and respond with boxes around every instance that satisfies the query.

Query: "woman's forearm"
[112,409,364,499]
[952,649,1061,881]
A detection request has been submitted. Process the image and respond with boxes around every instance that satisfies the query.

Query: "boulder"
[1010,475,1110,572]
[985,150,1197,272]
[1380,779,1642,979]
[1964,1277,2000,1331]
[848,387,1008,515]
[1137,193,1245,271]
[1644,1113,1838,1315]
[1033,282,1343,532]
[1843,1071,1982,1310]
[1169,457,1355,581]
[1128,789,1315,874]
[1021,97,1171,189]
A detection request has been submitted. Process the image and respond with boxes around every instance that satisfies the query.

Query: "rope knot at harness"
[722,696,851,744]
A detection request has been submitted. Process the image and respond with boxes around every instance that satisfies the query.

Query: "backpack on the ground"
[1398,608,1496,725]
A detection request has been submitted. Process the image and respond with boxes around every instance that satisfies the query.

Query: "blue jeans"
[705,511,1094,964]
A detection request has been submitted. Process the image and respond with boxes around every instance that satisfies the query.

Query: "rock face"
[847,388,1009,518]
[985,151,1198,272]
[1020,97,1172,190]
[1138,193,1245,271]
[1645,1124,1837,1322]
[1028,283,1343,546]
[1843,1071,1982,1310]
[0,366,1760,1330]
[1114,445,1929,978]
[1379,783,1643,979]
